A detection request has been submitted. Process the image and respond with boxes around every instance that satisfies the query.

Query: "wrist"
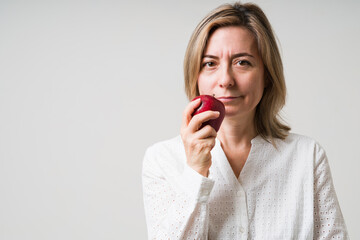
[188,164,210,177]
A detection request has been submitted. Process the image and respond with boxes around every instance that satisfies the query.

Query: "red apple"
[191,95,225,132]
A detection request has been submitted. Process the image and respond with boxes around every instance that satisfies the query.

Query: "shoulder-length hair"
[183,2,290,141]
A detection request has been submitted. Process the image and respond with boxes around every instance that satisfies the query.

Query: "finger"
[192,135,216,153]
[194,124,217,139]
[188,111,220,132]
[181,98,202,129]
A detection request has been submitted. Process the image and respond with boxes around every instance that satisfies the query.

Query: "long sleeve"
[142,145,215,240]
[313,144,349,239]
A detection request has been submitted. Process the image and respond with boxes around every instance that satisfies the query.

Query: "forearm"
[144,192,211,239]
[143,162,214,239]
[313,145,349,239]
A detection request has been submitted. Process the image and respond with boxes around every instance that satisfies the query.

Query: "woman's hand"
[180,98,220,177]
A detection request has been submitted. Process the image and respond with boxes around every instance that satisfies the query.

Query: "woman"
[142,2,348,239]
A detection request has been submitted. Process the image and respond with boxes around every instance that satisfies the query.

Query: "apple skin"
[191,95,225,132]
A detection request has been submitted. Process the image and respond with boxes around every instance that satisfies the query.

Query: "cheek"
[242,75,265,97]
[253,80,265,100]
[243,79,262,92]
[197,74,215,95]
[197,77,205,94]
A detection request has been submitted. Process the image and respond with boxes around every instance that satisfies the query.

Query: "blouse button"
[239,226,245,233]
[237,191,242,197]
[203,189,210,196]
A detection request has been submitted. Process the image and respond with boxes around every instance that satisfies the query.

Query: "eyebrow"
[202,53,255,59]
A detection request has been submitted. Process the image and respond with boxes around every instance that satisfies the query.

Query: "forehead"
[204,26,258,55]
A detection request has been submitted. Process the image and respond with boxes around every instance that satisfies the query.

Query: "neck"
[217,113,257,148]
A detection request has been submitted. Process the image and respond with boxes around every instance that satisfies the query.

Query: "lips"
[217,96,239,99]
[217,96,241,103]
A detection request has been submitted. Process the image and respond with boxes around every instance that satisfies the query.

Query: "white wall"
[0,0,358,239]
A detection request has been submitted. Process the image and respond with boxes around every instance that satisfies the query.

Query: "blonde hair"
[183,2,290,141]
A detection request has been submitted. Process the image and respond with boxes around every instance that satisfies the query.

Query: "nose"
[219,65,235,88]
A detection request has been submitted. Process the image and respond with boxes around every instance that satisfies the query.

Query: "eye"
[235,60,252,66]
[202,61,216,69]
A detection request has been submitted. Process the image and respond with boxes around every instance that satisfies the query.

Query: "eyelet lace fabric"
[142,133,348,239]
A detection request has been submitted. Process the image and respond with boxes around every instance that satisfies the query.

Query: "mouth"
[216,96,242,103]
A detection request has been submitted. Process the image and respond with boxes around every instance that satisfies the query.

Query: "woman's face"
[198,26,265,118]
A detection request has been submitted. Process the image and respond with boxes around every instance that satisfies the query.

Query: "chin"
[224,105,255,119]
[224,107,241,117]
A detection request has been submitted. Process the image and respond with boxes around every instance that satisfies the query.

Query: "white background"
[0,0,359,239]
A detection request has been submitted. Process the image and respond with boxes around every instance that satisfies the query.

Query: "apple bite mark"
[191,95,225,132]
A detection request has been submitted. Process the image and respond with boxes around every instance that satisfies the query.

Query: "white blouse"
[142,133,348,239]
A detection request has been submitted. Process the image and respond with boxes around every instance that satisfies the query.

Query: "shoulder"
[276,132,324,150]
[143,135,186,174]
[269,133,327,160]
[145,135,184,157]
[262,133,329,174]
